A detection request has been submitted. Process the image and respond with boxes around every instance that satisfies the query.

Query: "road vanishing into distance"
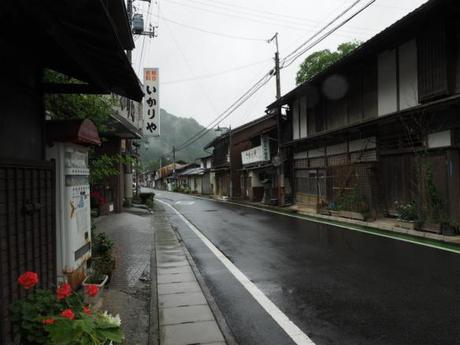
[155,190,460,345]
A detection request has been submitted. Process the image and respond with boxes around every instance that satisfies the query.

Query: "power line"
[160,16,267,42]
[162,0,370,38]
[283,0,364,62]
[175,72,272,151]
[163,12,218,113]
[282,0,376,68]
[183,0,377,33]
[162,58,271,85]
[175,72,273,152]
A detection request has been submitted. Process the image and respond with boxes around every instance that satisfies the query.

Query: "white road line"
[156,198,316,345]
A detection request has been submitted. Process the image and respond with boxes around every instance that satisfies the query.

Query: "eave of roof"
[22,0,144,101]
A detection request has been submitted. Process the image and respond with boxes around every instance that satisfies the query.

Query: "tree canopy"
[295,41,362,85]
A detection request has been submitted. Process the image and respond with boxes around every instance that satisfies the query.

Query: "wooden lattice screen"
[0,160,56,345]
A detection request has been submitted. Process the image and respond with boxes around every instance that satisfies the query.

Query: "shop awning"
[18,0,144,101]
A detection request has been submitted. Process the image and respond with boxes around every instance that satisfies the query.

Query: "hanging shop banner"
[143,68,160,136]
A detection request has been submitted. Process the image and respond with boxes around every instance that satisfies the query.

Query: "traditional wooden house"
[0,1,142,343]
[232,115,278,202]
[205,134,231,197]
[199,155,213,195]
[267,0,460,227]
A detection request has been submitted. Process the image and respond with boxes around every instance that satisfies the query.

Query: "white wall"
[399,40,418,110]
[378,49,398,116]
[249,171,263,187]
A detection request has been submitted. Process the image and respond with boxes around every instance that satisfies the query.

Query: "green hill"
[140,108,216,170]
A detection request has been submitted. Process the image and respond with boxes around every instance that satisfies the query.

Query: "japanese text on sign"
[143,68,160,136]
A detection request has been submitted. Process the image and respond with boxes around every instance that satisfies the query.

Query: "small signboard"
[143,68,160,136]
[241,136,271,165]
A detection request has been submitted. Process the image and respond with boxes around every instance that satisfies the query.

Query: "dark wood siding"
[417,23,450,102]
[0,161,56,345]
[362,61,378,119]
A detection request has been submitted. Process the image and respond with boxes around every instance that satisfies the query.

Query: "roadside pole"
[269,33,284,206]
[228,125,232,199]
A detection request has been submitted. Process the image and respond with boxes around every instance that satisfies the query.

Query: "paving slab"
[158,281,202,295]
[157,272,196,284]
[158,266,194,275]
[160,305,214,325]
[161,321,225,345]
[158,292,207,308]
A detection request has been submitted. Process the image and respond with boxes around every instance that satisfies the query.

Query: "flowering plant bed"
[10,272,123,345]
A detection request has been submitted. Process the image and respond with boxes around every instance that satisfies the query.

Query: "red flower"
[56,283,72,300]
[85,284,99,297]
[42,318,55,325]
[83,306,92,315]
[60,309,75,320]
[18,272,39,289]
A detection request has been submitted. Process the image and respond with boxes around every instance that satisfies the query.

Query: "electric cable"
[159,15,267,42]
[162,0,369,38]
[162,58,271,85]
[175,71,273,151]
[282,0,376,68]
[283,0,364,62]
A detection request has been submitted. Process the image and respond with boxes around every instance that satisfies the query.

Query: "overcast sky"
[131,0,428,131]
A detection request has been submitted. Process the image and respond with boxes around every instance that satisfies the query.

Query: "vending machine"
[46,119,101,284]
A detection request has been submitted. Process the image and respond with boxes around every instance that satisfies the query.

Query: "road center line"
[156,198,316,345]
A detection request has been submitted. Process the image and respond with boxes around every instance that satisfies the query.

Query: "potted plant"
[92,232,116,272]
[394,201,420,230]
[335,188,370,221]
[10,272,123,345]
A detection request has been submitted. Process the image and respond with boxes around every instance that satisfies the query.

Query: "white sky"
[131,0,428,130]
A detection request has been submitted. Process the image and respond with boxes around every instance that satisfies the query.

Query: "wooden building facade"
[268,0,460,224]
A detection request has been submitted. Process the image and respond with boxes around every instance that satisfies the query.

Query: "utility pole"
[228,125,232,199]
[269,32,284,205]
[268,32,281,100]
[172,146,176,189]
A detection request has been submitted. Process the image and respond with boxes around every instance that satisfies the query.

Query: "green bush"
[92,232,114,257]
[394,201,419,221]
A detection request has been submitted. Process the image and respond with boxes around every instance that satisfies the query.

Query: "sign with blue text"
[143,68,160,136]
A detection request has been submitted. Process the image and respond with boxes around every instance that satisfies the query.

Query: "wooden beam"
[43,82,109,95]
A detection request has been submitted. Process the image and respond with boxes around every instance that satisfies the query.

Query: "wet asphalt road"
[155,191,460,345]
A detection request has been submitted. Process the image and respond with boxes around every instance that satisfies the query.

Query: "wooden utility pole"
[228,125,232,199]
[269,32,284,205]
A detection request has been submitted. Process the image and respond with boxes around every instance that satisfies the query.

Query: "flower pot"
[396,220,416,230]
[82,274,108,309]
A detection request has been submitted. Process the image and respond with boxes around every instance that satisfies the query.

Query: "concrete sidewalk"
[94,206,154,345]
[94,203,229,345]
[154,203,227,345]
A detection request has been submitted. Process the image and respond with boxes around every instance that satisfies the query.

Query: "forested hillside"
[140,109,216,170]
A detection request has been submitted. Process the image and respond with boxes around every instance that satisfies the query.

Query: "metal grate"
[0,160,56,345]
